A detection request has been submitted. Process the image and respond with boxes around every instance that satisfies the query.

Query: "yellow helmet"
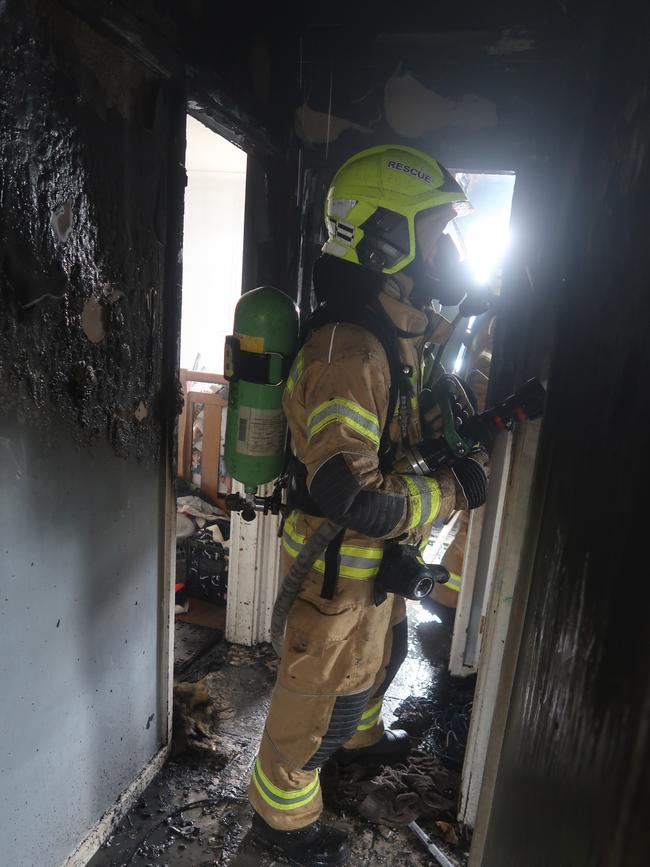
[323,144,469,275]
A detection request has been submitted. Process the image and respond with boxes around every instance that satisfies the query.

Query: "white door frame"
[225,481,282,645]
[449,430,513,677]
[459,420,542,842]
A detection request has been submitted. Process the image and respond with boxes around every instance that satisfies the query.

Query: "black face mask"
[404,233,470,309]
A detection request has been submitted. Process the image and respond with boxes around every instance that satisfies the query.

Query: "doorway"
[174,116,247,676]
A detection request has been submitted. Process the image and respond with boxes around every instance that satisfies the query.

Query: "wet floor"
[383,602,447,725]
[88,608,467,867]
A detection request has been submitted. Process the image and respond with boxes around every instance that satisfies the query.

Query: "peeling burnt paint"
[384,73,498,137]
[0,0,178,462]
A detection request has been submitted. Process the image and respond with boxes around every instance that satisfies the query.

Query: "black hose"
[123,796,245,865]
[270,518,342,656]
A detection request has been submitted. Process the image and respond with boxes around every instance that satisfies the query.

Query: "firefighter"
[249,144,489,866]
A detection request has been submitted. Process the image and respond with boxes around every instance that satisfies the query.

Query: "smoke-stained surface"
[0,0,178,459]
[0,2,184,864]
[482,5,650,864]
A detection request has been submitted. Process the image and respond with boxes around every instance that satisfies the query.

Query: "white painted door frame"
[459,420,542,844]
[449,430,513,677]
[226,481,282,645]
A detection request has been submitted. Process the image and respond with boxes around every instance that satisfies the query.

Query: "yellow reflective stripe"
[402,475,441,530]
[307,398,380,447]
[357,699,383,731]
[252,759,320,811]
[446,571,462,592]
[286,350,305,396]
[423,478,441,524]
[282,517,327,573]
[404,476,422,528]
[282,533,326,573]
[360,699,383,720]
[282,511,382,580]
[255,758,319,799]
[357,718,380,731]
[341,545,383,559]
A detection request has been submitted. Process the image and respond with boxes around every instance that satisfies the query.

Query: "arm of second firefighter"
[292,350,467,539]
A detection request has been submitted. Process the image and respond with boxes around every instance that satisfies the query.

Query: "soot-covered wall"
[481,5,650,866]
[0,1,184,864]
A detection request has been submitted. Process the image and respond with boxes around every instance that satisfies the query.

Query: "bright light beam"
[464,219,512,285]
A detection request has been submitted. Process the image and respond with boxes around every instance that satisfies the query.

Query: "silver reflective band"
[307,399,381,447]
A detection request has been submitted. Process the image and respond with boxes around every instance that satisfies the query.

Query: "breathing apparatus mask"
[406,232,472,311]
[403,207,471,311]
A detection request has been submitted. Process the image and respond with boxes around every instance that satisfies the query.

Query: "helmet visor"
[415,205,458,268]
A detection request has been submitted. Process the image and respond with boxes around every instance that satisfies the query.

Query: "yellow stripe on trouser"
[252,758,320,812]
[356,699,383,732]
[307,398,381,447]
[282,511,383,580]
[402,475,442,529]
[446,571,462,592]
[344,598,406,751]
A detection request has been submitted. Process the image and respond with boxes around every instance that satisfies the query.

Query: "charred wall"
[0,0,183,457]
[481,4,650,865]
[0,1,185,864]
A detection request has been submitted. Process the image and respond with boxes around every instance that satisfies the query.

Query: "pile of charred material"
[323,668,476,865]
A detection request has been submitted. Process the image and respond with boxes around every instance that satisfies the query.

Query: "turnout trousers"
[248,513,408,830]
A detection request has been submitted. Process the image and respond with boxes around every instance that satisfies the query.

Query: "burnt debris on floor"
[174,622,225,679]
[88,640,275,867]
[89,609,473,867]
[323,611,475,866]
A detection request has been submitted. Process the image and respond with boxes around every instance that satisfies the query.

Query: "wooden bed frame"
[177,369,229,507]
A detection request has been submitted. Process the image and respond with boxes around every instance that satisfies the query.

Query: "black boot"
[251,811,349,866]
[335,728,411,767]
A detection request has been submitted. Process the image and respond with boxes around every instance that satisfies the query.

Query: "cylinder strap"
[238,348,290,385]
[321,527,346,600]
[224,335,291,385]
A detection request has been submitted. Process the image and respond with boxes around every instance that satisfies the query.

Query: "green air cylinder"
[224,286,299,495]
